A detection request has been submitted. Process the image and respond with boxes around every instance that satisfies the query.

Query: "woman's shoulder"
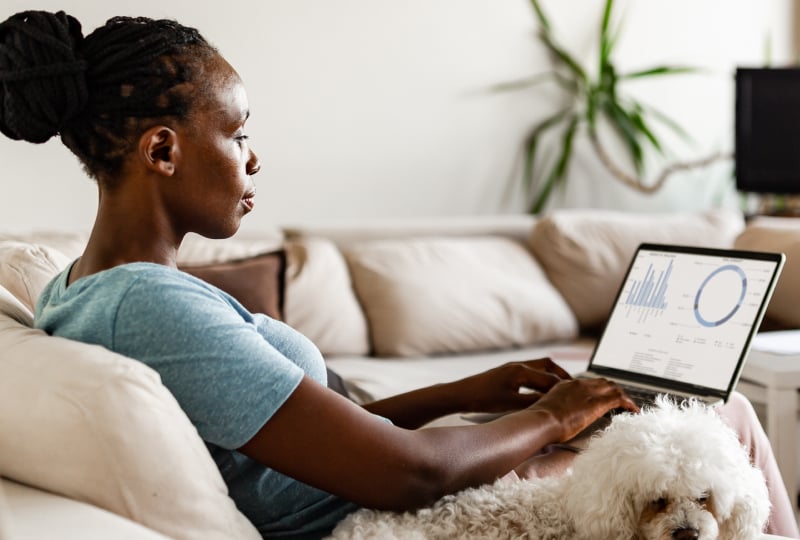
[38,261,257,336]
[50,262,230,315]
[109,263,235,305]
[75,262,211,293]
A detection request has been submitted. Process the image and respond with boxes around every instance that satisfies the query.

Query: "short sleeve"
[111,272,308,449]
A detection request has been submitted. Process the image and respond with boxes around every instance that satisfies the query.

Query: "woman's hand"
[362,358,571,429]
[529,377,639,442]
[453,358,573,414]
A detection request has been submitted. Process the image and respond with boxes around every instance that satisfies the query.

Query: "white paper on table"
[751,330,800,355]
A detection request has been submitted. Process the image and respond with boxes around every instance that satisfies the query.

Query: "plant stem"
[587,129,732,194]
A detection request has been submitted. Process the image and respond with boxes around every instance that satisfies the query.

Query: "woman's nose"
[247,149,261,176]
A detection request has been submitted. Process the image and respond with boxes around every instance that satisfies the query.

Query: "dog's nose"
[672,528,699,540]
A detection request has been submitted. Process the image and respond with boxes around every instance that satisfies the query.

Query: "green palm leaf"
[530,115,579,213]
[531,0,587,85]
[599,0,616,67]
[629,107,662,152]
[488,73,557,93]
[605,102,645,174]
[634,99,695,145]
[620,66,698,79]
[530,0,551,32]
[523,107,574,193]
[538,31,588,85]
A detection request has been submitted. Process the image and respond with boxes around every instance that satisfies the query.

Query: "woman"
[1,11,796,538]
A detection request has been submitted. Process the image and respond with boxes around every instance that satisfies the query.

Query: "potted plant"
[497,0,728,213]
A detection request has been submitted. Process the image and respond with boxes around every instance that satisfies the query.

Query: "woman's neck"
[69,187,183,284]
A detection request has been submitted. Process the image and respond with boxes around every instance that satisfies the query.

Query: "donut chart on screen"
[693,264,748,327]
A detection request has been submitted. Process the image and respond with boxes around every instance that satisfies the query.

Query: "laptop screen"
[589,244,784,394]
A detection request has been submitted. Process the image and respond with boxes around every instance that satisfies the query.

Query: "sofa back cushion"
[528,209,746,329]
[343,236,578,357]
[0,286,260,540]
[282,237,371,356]
[180,251,286,320]
[734,216,800,329]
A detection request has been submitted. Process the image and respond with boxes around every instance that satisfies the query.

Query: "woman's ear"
[139,126,179,176]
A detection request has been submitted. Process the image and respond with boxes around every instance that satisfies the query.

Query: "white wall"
[0,0,794,233]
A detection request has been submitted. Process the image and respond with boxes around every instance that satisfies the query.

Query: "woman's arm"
[362,359,573,429]
[238,373,636,512]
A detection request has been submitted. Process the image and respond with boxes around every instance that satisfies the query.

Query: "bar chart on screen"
[623,259,673,322]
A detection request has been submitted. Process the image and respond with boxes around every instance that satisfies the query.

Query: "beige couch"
[0,209,798,539]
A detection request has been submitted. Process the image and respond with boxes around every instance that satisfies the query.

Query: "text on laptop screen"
[590,247,780,391]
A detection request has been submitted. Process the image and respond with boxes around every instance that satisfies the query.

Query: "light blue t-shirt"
[35,262,359,539]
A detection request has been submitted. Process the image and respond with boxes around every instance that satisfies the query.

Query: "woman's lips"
[242,191,256,211]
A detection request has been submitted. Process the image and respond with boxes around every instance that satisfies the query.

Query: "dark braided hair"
[0,11,217,185]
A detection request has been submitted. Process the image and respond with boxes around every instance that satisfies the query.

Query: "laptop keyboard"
[576,375,662,408]
[618,384,660,408]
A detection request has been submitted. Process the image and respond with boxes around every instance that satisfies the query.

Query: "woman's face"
[165,54,261,240]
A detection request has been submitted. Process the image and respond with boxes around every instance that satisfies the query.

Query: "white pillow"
[528,209,745,329]
[283,237,370,356]
[0,231,87,260]
[734,217,800,328]
[0,478,13,540]
[0,241,71,312]
[0,286,260,540]
[343,236,578,357]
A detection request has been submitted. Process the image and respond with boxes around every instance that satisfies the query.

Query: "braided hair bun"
[0,11,214,183]
[0,10,88,143]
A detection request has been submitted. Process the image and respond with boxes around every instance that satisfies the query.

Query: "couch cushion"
[180,251,286,320]
[734,216,800,329]
[0,241,71,312]
[283,237,370,357]
[343,236,578,357]
[528,209,745,329]
[0,476,12,540]
[2,477,170,540]
[0,286,260,540]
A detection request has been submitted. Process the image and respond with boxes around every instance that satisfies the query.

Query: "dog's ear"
[562,414,649,539]
[567,489,639,539]
[715,466,771,540]
[562,458,641,539]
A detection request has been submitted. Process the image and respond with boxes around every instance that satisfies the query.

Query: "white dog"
[327,398,770,540]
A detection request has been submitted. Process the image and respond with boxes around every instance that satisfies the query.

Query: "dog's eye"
[697,494,709,504]
[652,497,668,511]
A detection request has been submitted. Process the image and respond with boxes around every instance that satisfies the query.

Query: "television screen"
[736,67,800,194]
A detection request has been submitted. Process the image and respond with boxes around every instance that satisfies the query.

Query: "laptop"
[576,242,785,409]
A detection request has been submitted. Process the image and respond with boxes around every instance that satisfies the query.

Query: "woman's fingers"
[530,377,640,441]
[519,357,572,381]
[511,360,570,392]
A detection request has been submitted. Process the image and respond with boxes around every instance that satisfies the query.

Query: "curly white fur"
[327,398,770,540]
